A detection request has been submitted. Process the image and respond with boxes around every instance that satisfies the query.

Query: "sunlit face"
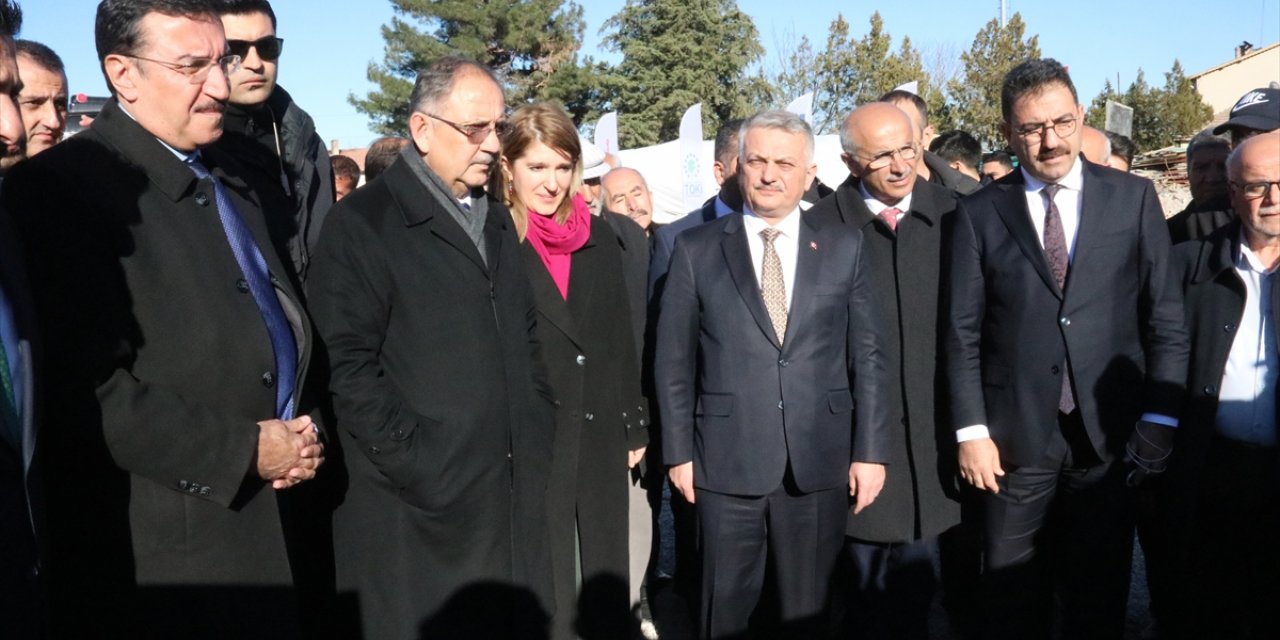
[0,38,26,173]
[221,11,277,106]
[602,168,654,229]
[110,13,231,152]
[409,69,505,198]
[1230,133,1280,246]
[505,139,574,216]
[739,126,815,221]
[844,107,917,205]
[334,176,355,200]
[1003,83,1084,184]
[16,53,67,157]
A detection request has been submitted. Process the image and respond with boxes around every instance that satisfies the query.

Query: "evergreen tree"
[948,13,1041,147]
[601,0,765,146]
[352,0,590,135]
[1084,60,1213,153]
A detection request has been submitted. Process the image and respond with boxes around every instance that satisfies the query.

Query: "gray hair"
[409,56,502,115]
[739,110,815,164]
[1186,127,1231,173]
[839,115,856,155]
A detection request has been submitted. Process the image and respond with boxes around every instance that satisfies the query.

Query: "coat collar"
[832,175,945,230]
[1191,219,1244,285]
[718,211,823,350]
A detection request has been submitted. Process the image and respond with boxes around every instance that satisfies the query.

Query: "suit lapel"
[522,244,583,350]
[993,176,1061,298]
[1066,164,1118,302]
[385,160,489,274]
[785,215,822,347]
[566,232,599,338]
[721,216,781,348]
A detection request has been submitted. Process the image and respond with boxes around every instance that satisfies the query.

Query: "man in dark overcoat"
[1163,131,1280,639]
[2,1,325,637]
[307,56,556,640]
[809,103,964,639]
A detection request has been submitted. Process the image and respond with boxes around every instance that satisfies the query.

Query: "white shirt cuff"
[1140,413,1179,428]
[956,425,990,442]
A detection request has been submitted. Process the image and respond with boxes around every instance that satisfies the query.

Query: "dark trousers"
[696,474,845,640]
[1172,436,1280,640]
[841,534,940,640]
[979,412,1133,640]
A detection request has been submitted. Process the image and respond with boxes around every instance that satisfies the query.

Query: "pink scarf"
[525,194,592,300]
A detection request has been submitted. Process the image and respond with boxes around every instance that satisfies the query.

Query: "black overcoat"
[2,98,321,638]
[524,216,648,637]
[307,155,556,640]
[809,176,962,542]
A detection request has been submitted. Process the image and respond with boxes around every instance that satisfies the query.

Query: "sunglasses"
[226,36,284,62]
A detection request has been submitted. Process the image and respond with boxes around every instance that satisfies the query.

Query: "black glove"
[1125,419,1175,486]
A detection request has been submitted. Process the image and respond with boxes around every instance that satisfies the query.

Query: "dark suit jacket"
[307,155,555,640]
[809,176,961,542]
[944,163,1189,468]
[0,200,43,639]
[3,98,320,638]
[923,151,981,196]
[1164,220,1280,541]
[656,211,889,496]
[649,197,720,299]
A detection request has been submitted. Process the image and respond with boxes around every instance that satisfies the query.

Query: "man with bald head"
[1165,131,1280,639]
[810,102,963,638]
[1080,125,1111,165]
[602,166,655,233]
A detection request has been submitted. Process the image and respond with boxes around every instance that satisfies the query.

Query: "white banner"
[594,111,619,161]
[893,80,919,95]
[784,92,815,126]
[678,103,705,211]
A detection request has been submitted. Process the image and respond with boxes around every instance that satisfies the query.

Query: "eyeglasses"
[126,54,241,85]
[1232,180,1280,200]
[425,113,509,142]
[1013,116,1078,142]
[858,143,919,170]
[227,36,285,62]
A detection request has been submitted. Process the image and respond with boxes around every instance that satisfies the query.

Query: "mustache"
[472,152,496,166]
[194,100,225,115]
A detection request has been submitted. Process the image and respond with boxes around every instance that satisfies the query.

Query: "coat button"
[1059,316,1071,326]
[1224,323,1236,333]
[900,417,907,425]
[585,413,595,421]
[195,193,210,206]
[575,355,587,366]
[199,487,211,497]
[639,419,648,426]
[777,401,784,410]
[1204,385,1217,395]
[262,372,275,388]
[390,428,406,440]
[368,446,381,455]
[236,278,250,293]
[779,359,788,367]
[1051,365,1061,375]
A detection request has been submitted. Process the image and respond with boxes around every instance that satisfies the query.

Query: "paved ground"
[642,535,1158,639]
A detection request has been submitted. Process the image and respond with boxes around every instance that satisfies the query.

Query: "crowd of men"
[0,1,1277,640]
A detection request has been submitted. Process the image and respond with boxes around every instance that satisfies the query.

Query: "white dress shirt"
[858,181,913,222]
[1215,234,1278,445]
[741,206,801,310]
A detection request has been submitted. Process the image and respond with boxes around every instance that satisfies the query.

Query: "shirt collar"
[1021,155,1084,193]
[742,204,802,238]
[857,179,913,215]
[1237,228,1280,275]
[118,103,198,163]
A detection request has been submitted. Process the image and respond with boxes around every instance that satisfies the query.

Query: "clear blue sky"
[19,0,1280,150]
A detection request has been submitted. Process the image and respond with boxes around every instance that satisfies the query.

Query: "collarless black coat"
[307,155,556,640]
[809,176,962,542]
[523,216,648,637]
[2,98,320,638]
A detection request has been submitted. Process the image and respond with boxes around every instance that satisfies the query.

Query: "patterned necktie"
[189,157,298,419]
[0,332,18,444]
[759,227,788,344]
[1042,183,1076,414]
[879,207,901,232]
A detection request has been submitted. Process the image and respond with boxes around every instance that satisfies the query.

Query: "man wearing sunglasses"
[1163,131,1280,639]
[216,0,333,286]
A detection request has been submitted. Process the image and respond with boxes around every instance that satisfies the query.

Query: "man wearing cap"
[215,0,334,285]
[1214,86,1280,146]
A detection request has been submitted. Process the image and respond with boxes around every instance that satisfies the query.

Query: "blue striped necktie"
[189,156,297,419]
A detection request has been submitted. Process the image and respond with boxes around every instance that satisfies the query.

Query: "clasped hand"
[257,415,324,489]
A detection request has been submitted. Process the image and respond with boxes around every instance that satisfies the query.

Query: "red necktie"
[879,207,901,232]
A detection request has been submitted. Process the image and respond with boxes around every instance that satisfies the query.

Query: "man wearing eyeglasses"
[809,102,964,639]
[308,56,556,640]
[1,1,325,637]
[215,0,333,285]
[944,58,1188,640]
[1163,131,1280,640]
